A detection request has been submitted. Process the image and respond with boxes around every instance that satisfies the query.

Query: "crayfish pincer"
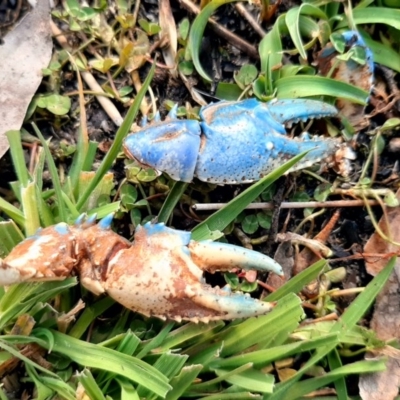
[0,215,283,323]
[123,98,341,184]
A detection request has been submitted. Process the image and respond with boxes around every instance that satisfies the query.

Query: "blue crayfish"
[123,31,374,184]
[124,98,341,184]
[0,214,282,323]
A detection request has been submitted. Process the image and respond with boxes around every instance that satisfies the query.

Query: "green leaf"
[76,61,156,210]
[234,64,258,89]
[0,221,24,258]
[166,365,203,400]
[33,329,172,397]
[362,34,400,73]
[275,75,369,104]
[265,259,328,302]
[259,19,283,95]
[178,18,190,41]
[242,214,258,234]
[286,5,327,59]
[37,94,71,115]
[158,181,189,223]
[138,19,161,36]
[215,82,243,101]
[256,212,271,229]
[214,367,274,393]
[192,151,309,241]
[337,7,400,30]
[189,0,240,82]
[211,333,339,370]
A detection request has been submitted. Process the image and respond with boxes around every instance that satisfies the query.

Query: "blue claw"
[266,99,338,127]
[124,98,341,184]
[189,289,274,320]
[123,31,374,184]
[188,240,283,276]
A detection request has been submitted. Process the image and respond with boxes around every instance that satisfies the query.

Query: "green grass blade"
[6,130,30,187]
[0,220,24,257]
[0,198,25,227]
[136,322,174,359]
[68,297,116,339]
[362,34,400,73]
[33,328,172,397]
[328,349,347,400]
[282,359,386,400]
[286,5,327,59]
[32,124,68,222]
[264,259,328,302]
[337,7,400,30]
[276,75,369,104]
[154,321,224,352]
[271,256,396,398]
[158,181,188,223]
[166,365,203,400]
[259,19,283,95]
[117,377,140,400]
[189,0,240,82]
[0,339,61,379]
[209,294,303,357]
[211,333,338,370]
[39,376,76,400]
[76,62,156,211]
[77,369,107,400]
[192,151,309,241]
[137,353,188,399]
[20,182,41,235]
[339,257,396,330]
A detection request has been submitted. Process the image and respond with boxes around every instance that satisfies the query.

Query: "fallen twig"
[178,0,259,59]
[193,199,380,210]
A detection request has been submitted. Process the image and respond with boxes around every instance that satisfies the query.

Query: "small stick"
[234,3,266,38]
[178,0,259,59]
[50,20,124,127]
[193,199,380,211]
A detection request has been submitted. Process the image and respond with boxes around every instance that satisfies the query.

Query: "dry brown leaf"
[159,0,177,75]
[360,189,400,399]
[265,241,294,289]
[364,200,400,276]
[0,0,52,159]
[359,353,400,400]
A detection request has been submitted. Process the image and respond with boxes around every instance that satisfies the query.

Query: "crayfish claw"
[188,240,283,276]
[267,99,338,126]
[188,286,275,321]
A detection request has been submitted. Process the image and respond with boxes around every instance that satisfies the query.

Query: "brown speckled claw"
[0,215,282,323]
